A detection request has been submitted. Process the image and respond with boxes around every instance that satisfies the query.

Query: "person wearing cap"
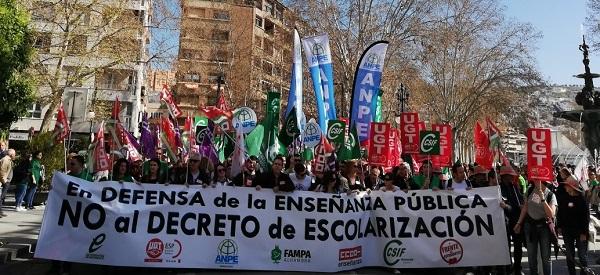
[556,175,590,275]
[232,156,260,187]
[377,174,400,192]
[471,165,489,188]
[498,165,525,275]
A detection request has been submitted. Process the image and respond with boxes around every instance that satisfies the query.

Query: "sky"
[503,0,591,85]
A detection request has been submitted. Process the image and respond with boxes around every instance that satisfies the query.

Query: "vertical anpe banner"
[400,113,419,154]
[302,34,336,128]
[349,41,389,143]
[432,124,453,167]
[368,122,391,166]
[36,173,510,272]
[527,128,553,181]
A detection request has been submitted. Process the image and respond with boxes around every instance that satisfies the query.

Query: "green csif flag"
[279,106,300,146]
[338,124,361,161]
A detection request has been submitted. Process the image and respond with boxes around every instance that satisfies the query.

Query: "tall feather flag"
[281,29,303,146]
[53,102,70,143]
[302,34,336,128]
[160,116,179,161]
[230,126,246,178]
[160,84,183,118]
[139,112,157,159]
[91,121,110,172]
[349,41,389,143]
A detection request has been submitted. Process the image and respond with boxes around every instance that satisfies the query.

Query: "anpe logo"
[440,239,464,265]
[144,238,164,263]
[364,54,382,70]
[85,233,106,260]
[384,240,412,266]
[338,246,362,267]
[215,239,239,265]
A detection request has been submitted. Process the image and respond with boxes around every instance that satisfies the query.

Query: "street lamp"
[396,83,410,114]
[88,111,95,142]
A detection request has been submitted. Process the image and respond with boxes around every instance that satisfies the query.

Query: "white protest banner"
[36,173,510,272]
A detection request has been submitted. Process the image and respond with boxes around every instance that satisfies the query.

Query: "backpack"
[526,184,559,259]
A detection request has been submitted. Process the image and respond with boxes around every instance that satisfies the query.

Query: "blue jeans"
[24,185,37,208]
[562,229,588,275]
[525,221,552,275]
[15,184,27,208]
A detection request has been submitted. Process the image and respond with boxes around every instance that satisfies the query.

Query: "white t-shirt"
[378,185,400,192]
[290,173,313,191]
[451,180,470,191]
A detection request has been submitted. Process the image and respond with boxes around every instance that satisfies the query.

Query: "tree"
[0,0,36,130]
[24,0,146,132]
[586,0,600,49]
[409,0,541,159]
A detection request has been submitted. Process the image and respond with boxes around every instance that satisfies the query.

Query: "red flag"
[53,103,70,143]
[111,97,121,122]
[160,116,179,161]
[432,124,453,167]
[184,115,196,148]
[527,128,553,181]
[368,122,391,166]
[160,84,183,118]
[199,106,233,120]
[314,135,334,173]
[400,113,419,154]
[474,121,493,169]
[93,122,110,172]
[216,93,230,111]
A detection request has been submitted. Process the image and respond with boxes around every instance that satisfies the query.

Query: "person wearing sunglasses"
[182,152,210,186]
[340,160,366,192]
[255,156,294,192]
[213,163,232,186]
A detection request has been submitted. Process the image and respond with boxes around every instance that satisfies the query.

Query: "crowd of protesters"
[1,140,599,275]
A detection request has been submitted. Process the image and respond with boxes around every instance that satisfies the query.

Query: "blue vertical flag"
[349,41,389,143]
[302,34,337,128]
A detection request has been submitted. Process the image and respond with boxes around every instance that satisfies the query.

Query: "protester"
[378,173,400,192]
[587,167,599,215]
[556,176,590,275]
[446,162,472,190]
[414,160,442,190]
[289,163,312,191]
[285,154,301,174]
[0,149,15,217]
[488,169,498,186]
[255,156,294,191]
[514,180,557,275]
[66,155,92,181]
[471,165,489,188]
[313,171,344,193]
[140,158,167,184]
[0,140,7,160]
[516,165,528,195]
[499,165,524,275]
[365,166,383,190]
[180,153,211,185]
[110,158,134,183]
[340,160,366,192]
[394,162,419,191]
[232,156,260,187]
[131,159,143,181]
[25,151,44,210]
[212,163,232,186]
[14,153,33,212]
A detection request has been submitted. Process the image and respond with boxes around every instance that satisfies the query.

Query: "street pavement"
[2,195,600,275]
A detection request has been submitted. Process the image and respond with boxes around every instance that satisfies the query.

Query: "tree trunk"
[39,95,61,132]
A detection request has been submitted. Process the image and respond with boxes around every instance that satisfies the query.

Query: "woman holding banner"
[141,158,167,184]
[514,180,557,275]
[110,158,134,183]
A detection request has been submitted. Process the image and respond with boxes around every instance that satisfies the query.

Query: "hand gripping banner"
[302,34,337,129]
[36,173,510,272]
[349,41,389,143]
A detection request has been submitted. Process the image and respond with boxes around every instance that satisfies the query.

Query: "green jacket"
[32,159,43,186]
[68,170,93,181]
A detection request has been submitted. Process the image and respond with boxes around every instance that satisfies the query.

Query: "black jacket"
[254,172,294,191]
[232,171,260,187]
[556,186,590,235]
[500,183,524,225]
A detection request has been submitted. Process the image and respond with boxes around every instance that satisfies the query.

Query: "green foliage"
[28,132,65,190]
[0,0,36,130]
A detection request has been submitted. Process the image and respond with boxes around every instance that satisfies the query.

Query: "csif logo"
[327,122,344,140]
[383,240,411,266]
[419,131,440,155]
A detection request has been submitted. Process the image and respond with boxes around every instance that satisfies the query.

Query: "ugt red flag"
[474,121,493,169]
[432,124,453,167]
[527,128,553,181]
[368,122,391,166]
[160,85,183,118]
[93,122,110,172]
[400,113,419,154]
[385,128,401,170]
[53,102,70,143]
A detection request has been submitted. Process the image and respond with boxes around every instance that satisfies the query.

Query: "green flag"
[246,123,265,157]
[264,91,286,161]
[279,106,300,146]
[338,124,361,161]
[374,89,383,122]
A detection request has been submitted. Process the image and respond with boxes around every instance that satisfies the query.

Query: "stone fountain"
[553,36,600,159]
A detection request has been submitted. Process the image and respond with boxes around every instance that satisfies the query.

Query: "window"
[262,60,273,75]
[187,7,206,18]
[265,1,273,14]
[255,16,263,28]
[213,10,230,20]
[64,66,83,87]
[181,49,201,60]
[67,35,87,55]
[207,72,221,83]
[212,30,229,41]
[213,50,229,62]
[27,103,42,119]
[275,6,284,21]
[264,19,275,36]
[34,32,52,53]
[255,35,262,48]
[183,73,200,83]
[261,80,272,92]
[31,2,54,21]
[263,39,273,56]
